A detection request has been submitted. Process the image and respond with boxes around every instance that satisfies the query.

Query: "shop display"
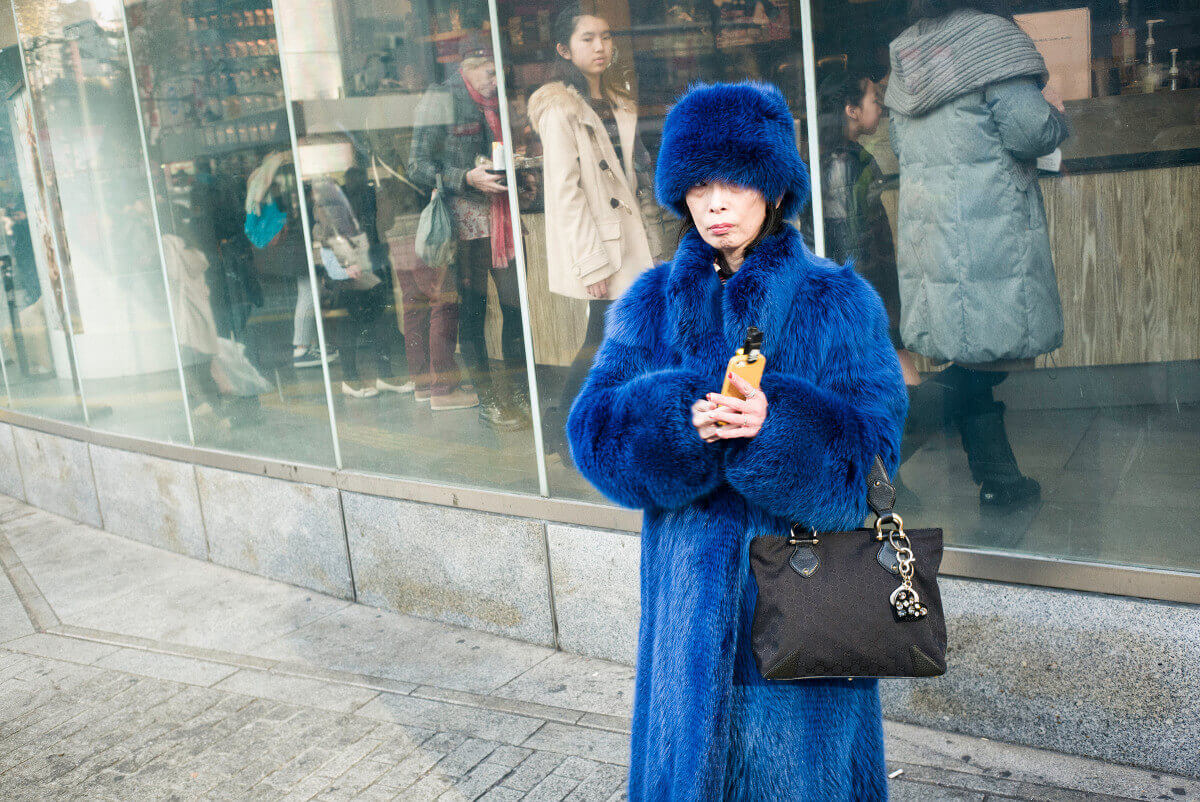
[135,0,287,161]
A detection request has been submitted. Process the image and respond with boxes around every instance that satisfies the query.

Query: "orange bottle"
[716,327,765,425]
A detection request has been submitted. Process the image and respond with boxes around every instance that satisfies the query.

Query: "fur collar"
[527,80,635,134]
[666,224,809,374]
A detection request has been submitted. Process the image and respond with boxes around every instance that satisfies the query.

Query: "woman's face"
[558,15,613,79]
[849,79,884,136]
[461,61,497,97]
[685,180,769,255]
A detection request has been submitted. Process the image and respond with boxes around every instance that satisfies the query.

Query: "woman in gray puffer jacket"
[886,0,1069,510]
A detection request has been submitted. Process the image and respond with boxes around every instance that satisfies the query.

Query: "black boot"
[956,400,1041,510]
[540,405,576,468]
[489,370,531,428]
[510,383,533,422]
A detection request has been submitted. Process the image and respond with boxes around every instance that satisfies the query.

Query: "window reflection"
[807,0,1200,573]
[13,0,189,440]
[0,0,1189,578]
[499,0,812,500]
[274,0,539,490]
[123,0,337,464]
[0,33,83,422]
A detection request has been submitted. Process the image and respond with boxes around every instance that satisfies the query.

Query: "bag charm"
[876,512,928,622]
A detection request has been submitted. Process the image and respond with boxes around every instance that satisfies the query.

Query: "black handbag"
[749,456,947,680]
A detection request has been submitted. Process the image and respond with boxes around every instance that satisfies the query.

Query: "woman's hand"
[1042,85,1065,113]
[586,278,609,298]
[466,165,508,194]
[691,372,767,442]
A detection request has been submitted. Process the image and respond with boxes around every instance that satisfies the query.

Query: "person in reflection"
[0,205,53,377]
[374,142,478,413]
[528,1,663,467]
[568,82,906,800]
[408,41,529,432]
[816,66,935,504]
[160,204,228,429]
[885,0,1069,512]
[309,177,411,400]
[816,68,911,383]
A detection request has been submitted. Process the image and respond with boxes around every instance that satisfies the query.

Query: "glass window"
[12,0,189,442]
[807,0,1200,573]
[121,0,337,464]
[271,0,540,490]
[495,0,813,501]
[0,10,84,423]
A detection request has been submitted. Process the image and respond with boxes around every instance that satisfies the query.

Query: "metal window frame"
[488,0,550,499]
[115,1,196,447]
[269,0,343,470]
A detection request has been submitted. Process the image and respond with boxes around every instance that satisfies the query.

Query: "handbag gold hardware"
[875,513,928,622]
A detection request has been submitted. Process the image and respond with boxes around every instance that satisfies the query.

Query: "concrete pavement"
[1,495,1196,801]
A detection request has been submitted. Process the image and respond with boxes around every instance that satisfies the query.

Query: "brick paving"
[0,643,628,801]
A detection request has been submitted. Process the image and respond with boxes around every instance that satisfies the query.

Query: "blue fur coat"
[567,223,908,800]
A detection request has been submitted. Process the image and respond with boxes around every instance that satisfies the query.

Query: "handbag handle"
[866,455,897,519]
[789,455,896,545]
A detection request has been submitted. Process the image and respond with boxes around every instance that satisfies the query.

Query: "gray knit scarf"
[884,9,1047,118]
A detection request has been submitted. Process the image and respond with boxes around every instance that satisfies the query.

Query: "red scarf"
[461,70,516,270]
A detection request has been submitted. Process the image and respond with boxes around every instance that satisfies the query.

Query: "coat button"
[610,197,619,208]
[599,159,609,171]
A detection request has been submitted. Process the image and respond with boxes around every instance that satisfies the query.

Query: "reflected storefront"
[0,0,1196,595]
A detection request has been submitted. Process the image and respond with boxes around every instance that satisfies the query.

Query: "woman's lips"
[709,224,734,234]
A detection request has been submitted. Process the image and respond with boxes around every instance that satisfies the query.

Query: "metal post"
[799,0,825,257]
[116,1,196,446]
[270,0,343,469]
[487,0,550,498]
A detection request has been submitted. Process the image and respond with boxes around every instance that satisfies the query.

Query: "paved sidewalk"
[1,496,1196,801]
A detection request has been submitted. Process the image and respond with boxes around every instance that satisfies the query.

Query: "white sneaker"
[376,377,415,394]
[342,381,379,398]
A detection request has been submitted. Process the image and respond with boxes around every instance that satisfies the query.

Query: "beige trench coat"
[528,82,662,300]
[161,233,219,356]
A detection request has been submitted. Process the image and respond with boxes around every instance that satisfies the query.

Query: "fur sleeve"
[723,267,908,527]
[566,269,723,511]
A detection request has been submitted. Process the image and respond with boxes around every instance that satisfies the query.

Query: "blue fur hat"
[655,81,810,221]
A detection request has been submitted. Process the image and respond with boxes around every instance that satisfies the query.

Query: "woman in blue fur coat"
[566,82,908,800]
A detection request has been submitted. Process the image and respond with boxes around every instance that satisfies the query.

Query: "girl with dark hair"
[885,0,1069,511]
[527,1,663,465]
